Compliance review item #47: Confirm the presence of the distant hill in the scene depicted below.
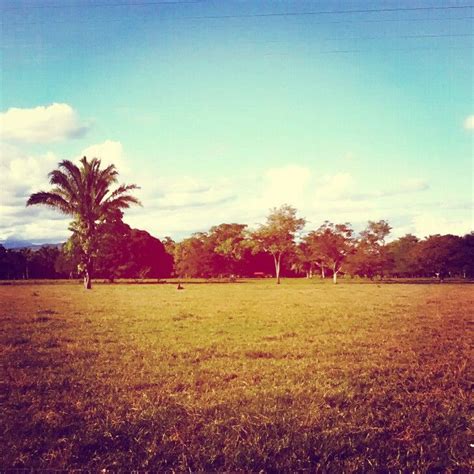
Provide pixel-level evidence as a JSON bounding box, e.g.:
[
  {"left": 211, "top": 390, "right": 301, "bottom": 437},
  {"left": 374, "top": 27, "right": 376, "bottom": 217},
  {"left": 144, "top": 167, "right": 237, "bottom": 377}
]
[{"left": 0, "top": 239, "right": 63, "bottom": 250}]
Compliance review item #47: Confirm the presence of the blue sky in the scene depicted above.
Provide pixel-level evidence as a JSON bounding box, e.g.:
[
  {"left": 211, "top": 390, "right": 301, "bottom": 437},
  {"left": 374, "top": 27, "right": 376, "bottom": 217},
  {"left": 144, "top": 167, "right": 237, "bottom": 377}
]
[{"left": 0, "top": 0, "right": 473, "bottom": 242}]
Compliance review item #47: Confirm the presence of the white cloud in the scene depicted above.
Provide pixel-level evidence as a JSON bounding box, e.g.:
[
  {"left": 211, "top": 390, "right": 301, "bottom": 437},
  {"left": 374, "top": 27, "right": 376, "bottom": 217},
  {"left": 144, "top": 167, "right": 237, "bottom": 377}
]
[
  {"left": 81, "top": 140, "right": 128, "bottom": 174},
  {"left": 315, "top": 172, "right": 354, "bottom": 200},
  {"left": 147, "top": 178, "right": 235, "bottom": 211},
  {"left": 260, "top": 165, "right": 312, "bottom": 208},
  {"left": 346, "top": 177, "right": 429, "bottom": 201},
  {"left": 0, "top": 139, "right": 136, "bottom": 242},
  {"left": 412, "top": 214, "right": 472, "bottom": 238},
  {"left": 0, "top": 143, "right": 71, "bottom": 242},
  {"left": 463, "top": 115, "right": 474, "bottom": 130},
  {"left": 0, "top": 103, "right": 89, "bottom": 144},
  {"left": 399, "top": 178, "right": 429, "bottom": 193},
  {"left": 0, "top": 143, "right": 57, "bottom": 204},
  {"left": 0, "top": 145, "right": 469, "bottom": 244},
  {"left": 125, "top": 167, "right": 434, "bottom": 239}
]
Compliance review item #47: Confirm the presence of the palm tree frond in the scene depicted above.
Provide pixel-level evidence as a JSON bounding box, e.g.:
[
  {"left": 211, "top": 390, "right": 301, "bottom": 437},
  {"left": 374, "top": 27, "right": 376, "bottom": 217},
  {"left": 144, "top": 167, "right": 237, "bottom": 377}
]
[
  {"left": 48, "top": 169, "right": 78, "bottom": 200},
  {"left": 106, "top": 184, "right": 141, "bottom": 202},
  {"left": 100, "top": 195, "right": 142, "bottom": 217},
  {"left": 58, "top": 160, "right": 82, "bottom": 187},
  {"left": 93, "top": 165, "right": 119, "bottom": 205},
  {"left": 26, "top": 191, "right": 73, "bottom": 214}
]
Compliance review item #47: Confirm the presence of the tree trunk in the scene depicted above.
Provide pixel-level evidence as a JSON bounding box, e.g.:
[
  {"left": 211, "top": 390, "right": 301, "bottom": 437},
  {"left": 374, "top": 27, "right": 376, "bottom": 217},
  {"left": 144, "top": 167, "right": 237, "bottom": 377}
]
[
  {"left": 273, "top": 253, "right": 281, "bottom": 285},
  {"left": 321, "top": 264, "right": 325, "bottom": 279},
  {"left": 83, "top": 261, "right": 92, "bottom": 289},
  {"left": 83, "top": 271, "right": 91, "bottom": 289},
  {"left": 333, "top": 263, "right": 338, "bottom": 284}
]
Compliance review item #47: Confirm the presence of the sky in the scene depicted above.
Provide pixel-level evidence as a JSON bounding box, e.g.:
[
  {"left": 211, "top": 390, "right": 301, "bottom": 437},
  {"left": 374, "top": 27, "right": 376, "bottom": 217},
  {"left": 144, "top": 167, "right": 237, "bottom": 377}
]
[{"left": 0, "top": 0, "right": 473, "bottom": 244}]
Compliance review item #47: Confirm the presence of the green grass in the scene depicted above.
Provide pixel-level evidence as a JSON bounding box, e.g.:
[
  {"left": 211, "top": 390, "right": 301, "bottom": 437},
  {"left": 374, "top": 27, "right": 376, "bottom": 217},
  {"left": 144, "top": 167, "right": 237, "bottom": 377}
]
[{"left": 0, "top": 279, "right": 472, "bottom": 471}]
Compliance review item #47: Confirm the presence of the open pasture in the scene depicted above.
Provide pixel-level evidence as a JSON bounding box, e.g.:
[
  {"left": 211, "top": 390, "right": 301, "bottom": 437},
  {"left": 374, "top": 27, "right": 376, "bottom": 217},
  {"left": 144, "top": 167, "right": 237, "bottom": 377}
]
[{"left": 0, "top": 280, "right": 472, "bottom": 471}]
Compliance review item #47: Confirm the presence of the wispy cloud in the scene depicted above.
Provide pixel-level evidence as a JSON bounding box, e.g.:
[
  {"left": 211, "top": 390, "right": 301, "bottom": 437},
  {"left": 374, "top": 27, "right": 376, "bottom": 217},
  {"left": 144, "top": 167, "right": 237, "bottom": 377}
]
[
  {"left": 149, "top": 182, "right": 236, "bottom": 211},
  {"left": 347, "top": 178, "right": 429, "bottom": 201}
]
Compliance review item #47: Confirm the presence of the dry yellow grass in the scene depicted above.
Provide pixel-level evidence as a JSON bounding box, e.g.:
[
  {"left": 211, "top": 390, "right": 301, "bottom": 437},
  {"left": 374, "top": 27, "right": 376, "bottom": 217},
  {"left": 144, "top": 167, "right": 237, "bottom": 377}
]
[{"left": 0, "top": 279, "right": 472, "bottom": 470}]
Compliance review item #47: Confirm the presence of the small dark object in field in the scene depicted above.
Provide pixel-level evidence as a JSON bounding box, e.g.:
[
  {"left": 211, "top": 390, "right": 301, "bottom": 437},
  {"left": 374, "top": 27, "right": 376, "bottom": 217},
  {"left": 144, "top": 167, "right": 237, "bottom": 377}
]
[
  {"left": 177, "top": 283, "right": 184, "bottom": 290},
  {"left": 35, "top": 316, "right": 50, "bottom": 323},
  {"left": 32, "top": 292, "right": 39, "bottom": 297}
]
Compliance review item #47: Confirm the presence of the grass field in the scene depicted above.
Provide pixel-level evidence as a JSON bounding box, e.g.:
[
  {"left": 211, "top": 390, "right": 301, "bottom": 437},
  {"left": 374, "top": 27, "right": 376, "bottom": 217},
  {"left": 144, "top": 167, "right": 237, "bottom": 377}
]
[{"left": 1, "top": 280, "right": 472, "bottom": 471}]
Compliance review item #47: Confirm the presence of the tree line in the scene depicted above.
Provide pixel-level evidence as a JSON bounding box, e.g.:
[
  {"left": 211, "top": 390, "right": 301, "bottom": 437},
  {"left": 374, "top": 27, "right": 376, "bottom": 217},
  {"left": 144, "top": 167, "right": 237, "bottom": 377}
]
[
  {"left": 2, "top": 205, "right": 473, "bottom": 284},
  {"left": 0, "top": 157, "right": 471, "bottom": 287}
]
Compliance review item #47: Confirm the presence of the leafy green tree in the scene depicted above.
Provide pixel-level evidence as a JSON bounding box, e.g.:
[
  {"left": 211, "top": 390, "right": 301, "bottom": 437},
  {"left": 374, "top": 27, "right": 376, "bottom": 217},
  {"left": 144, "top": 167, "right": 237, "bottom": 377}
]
[
  {"left": 5, "top": 250, "right": 26, "bottom": 279},
  {"left": 58, "top": 213, "right": 173, "bottom": 281},
  {"left": 29, "top": 246, "right": 61, "bottom": 279},
  {"left": 417, "top": 234, "right": 464, "bottom": 279},
  {"left": 55, "top": 240, "right": 81, "bottom": 278},
  {"left": 386, "top": 234, "right": 421, "bottom": 277},
  {"left": 307, "top": 222, "right": 354, "bottom": 284},
  {"left": 251, "top": 205, "right": 305, "bottom": 284},
  {"left": 0, "top": 245, "right": 7, "bottom": 279},
  {"left": 18, "top": 248, "right": 33, "bottom": 279},
  {"left": 27, "top": 157, "right": 140, "bottom": 289},
  {"left": 161, "top": 237, "right": 177, "bottom": 276},
  {"left": 351, "top": 220, "right": 393, "bottom": 279},
  {"left": 162, "top": 237, "right": 176, "bottom": 253},
  {"left": 92, "top": 212, "right": 132, "bottom": 280},
  {"left": 120, "top": 228, "right": 173, "bottom": 279},
  {"left": 208, "top": 223, "right": 249, "bottom": 276},
  {"left": 0, "top": 246, "right": 25, "bottom": 279},
  {"left": 300, "top": 231, "right": 332, "bottom": 279},
  {"left": 290, "top": 241, "right": 316, "bottom": 278},
  {"left": 459, "top": 232, "right": 474, "bottom": 278},
  {"left": 174, "top": 233, "right": 216, "bottom": 278}
]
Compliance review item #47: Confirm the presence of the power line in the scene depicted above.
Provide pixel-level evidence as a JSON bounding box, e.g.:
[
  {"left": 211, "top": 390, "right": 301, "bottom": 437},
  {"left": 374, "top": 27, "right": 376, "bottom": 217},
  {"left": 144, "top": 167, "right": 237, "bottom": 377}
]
[
  {"left": 4, "top": 16, "right": 474, "bottom": 28},
  {"left": 1, "top": 2, "right": 473, "bottom": 14},
  {"left": 199, "top": 15, "right": 474, "bottom": 26},
  {"left": 185, "top": 5, "right": 474, "bottom": 20},
  {"left": 314, "top": 45, "right": 473, "bottom": 55},
  {"left": 323, "top": 32, "right": 474, "bottom": 41},
  {"left": 3, "top": 11, "right": 474, "bottom": 28},
  {"left": 1, "top": 0, "right": 203, "bottom": 10}
]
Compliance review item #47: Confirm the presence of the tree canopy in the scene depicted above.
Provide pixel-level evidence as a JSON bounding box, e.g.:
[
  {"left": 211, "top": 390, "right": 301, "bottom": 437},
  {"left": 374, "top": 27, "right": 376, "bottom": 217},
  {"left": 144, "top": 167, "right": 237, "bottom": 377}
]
[
  {"left": 251, "top": 205, "right": 305, "bottom": 284},
  {"left": 3, "top": 165, "right": 470, "bottom": 285},
  {"left": 26, "top": 157, "right": 140, "bottom": 288}
]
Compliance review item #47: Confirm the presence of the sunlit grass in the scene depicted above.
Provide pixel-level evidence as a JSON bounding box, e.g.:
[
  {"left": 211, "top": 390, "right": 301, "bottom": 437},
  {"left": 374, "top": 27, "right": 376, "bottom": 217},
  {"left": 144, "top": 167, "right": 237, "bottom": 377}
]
[{"left": 0, "top": 280, "right": 471, "bottom": 470}]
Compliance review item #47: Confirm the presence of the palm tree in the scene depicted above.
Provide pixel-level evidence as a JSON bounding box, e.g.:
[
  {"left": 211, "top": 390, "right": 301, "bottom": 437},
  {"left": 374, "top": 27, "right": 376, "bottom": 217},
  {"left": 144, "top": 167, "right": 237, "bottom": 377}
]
[{"left": 27, "top": 156, "right": 140, "bottom": 289}]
